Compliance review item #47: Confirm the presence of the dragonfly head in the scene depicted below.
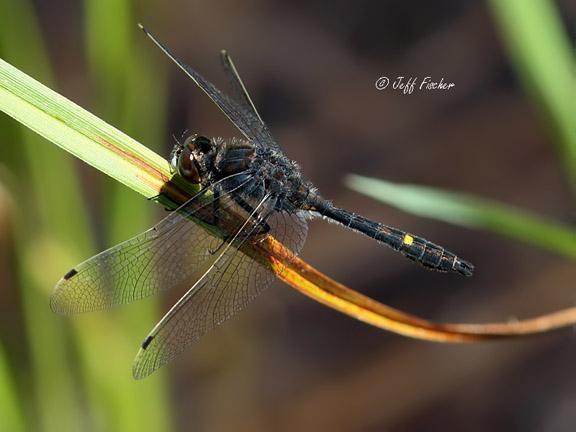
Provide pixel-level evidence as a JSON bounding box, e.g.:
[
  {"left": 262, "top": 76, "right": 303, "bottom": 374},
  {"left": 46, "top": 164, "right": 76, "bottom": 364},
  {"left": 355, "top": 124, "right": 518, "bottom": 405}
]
[{"left": 171, "top": 134, "right": 215, "bottom": 184}]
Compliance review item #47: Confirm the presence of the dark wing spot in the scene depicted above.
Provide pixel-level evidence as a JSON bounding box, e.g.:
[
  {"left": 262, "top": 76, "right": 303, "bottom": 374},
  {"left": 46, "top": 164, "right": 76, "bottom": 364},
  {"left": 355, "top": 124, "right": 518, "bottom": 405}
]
[
  {"left": 142, "top": 335, "right": 154, "bottom": 349},
  {"left": 63, "top": 268, "right": 78, "bottom": 280}
]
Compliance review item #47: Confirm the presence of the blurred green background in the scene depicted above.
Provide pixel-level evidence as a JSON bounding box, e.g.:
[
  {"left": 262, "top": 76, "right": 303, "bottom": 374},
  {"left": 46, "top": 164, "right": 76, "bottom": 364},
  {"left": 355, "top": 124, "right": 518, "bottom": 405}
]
[{"left": 0, "top": 0, "right": 574, "bottom": 431}]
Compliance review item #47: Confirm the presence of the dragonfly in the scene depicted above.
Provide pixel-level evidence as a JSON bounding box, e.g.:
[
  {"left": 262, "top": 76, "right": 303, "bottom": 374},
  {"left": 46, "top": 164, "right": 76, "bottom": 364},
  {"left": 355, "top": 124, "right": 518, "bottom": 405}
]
[{"left": 51, "top": 25, "right": 474, "bottom": 379}]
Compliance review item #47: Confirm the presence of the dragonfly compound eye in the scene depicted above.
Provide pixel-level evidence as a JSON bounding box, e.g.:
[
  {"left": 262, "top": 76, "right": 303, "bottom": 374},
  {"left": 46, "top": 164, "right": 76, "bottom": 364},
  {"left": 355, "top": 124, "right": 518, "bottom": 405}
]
[{"left": 177, "top": 145, "right": 202, "bottom": 183}]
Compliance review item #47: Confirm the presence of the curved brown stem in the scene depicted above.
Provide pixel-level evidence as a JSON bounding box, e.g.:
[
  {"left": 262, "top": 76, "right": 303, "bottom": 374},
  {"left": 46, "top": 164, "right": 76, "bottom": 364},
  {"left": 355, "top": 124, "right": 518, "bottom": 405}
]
[{"left": 260, "top": 236, "right": 576, "bottom": 342}]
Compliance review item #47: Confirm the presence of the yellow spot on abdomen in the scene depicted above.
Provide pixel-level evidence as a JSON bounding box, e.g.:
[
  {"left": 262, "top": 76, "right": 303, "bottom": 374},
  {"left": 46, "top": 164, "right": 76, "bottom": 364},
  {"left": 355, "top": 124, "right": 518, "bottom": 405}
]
[{"left": 403, "top": 234, "right": 414, "bottom": 245}]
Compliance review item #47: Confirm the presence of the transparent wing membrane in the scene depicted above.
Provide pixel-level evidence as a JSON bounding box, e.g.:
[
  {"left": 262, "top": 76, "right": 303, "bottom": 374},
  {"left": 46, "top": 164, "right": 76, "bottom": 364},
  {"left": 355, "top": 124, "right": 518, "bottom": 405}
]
[
  {"left": 139, "top": 26, "right": 278, "bottom": 149},
  {"left": 220, "top": 50, "right": 264, "bottom": 123},
  {"left": 133, "top": 201, "right": 308, "bottom": 379},
  {"left": 51, "top": 176, "right": 255, "bottom": 314},
  {"left": 51, "top": 172, "right": 308, "bottom": 378}
]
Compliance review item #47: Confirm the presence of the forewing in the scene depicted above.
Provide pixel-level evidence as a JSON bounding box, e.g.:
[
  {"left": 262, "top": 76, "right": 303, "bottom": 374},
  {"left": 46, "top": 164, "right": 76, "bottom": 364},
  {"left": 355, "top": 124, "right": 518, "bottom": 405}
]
[
  {"left": 132, "top": 204, "right": 308, "bottom": 379},
  {"left": 140, "top": 26, "right": 278, "bottom": 149},
  {"left": 219, "top": 50, "right": 264, "bottom": 123},
  {"left": 50, "top": 175, "right": 255, "bottom": 315}
]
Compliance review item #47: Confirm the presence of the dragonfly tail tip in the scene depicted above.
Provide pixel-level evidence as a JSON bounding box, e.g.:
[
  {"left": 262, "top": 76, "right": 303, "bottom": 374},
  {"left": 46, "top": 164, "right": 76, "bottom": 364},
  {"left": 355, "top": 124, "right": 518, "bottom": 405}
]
[{"left": 455, "top": 259, "right": 474, "bottom": 277}]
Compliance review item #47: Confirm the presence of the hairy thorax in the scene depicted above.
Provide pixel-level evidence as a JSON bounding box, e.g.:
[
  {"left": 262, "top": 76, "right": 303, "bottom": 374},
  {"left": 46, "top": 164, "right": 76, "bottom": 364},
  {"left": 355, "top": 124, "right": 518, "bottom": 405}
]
[{"left": 172, "top": 135, "right": 316, "bottom": 212}]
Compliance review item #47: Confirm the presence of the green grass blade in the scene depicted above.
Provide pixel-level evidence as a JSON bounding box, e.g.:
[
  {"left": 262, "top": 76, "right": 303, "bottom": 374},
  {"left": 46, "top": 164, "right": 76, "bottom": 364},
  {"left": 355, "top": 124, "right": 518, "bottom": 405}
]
[
  {"left": 85, "top": 0, "right": 132, "bottom": 123},
  {"left": 0, "top": 1, "right": 90, "bottom": 430},
  {"left": 0, "top": 56, "right": 171, "bottom": 198},
  {"left": 0, "top": 342, "right": 26, "bottom": 432},
  {"left": 84, "top": 1, "right": 172, "bottom": 430},
  {"left": 489, "top": 0, "right": 576, "bottom": 188},
  {"left": 0, "top": 3, "right": 176, "bottom": 429},
  {"left": 346, "top": 174, "right": 576, "bottom": 258}
]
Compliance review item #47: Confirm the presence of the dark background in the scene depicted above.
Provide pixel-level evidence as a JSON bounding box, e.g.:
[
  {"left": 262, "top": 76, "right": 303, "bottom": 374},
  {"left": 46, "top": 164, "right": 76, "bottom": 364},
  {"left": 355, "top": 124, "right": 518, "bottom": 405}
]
[{"left": 1, "top": 1, "right": 575, "bottom": 431}]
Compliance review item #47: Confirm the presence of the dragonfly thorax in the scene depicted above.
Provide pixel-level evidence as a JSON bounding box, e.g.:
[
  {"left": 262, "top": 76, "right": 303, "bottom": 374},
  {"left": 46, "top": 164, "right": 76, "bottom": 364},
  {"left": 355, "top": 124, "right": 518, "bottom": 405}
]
[{"left": 172, "top": 135, "right": 313, "bottom": 211}]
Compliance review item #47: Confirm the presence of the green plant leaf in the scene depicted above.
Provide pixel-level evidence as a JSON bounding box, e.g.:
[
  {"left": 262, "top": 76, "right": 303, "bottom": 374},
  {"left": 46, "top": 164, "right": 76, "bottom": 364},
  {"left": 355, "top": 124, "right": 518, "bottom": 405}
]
[
  {"left": 0, "top": 1, "right": 90, "bottom": 429},
  {"left": 0, "top": 57, "right": 175, "bottom": 200},
  {"left": 0, "top": 12, "right": 177, "bottom": 431},
  {"left": 489, "top": 0, "right": 576, "bottom": 188},
  {"left": 0, "top": 342, "right": 25, "bottom": 432},
  {"left": 84, "top": 1, "right": 172, "bottom": 430}
]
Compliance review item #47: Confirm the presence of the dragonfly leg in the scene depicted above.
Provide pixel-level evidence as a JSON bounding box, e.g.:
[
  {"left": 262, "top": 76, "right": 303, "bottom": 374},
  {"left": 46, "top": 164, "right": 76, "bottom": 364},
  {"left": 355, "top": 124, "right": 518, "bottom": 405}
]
[{"left": 147, "top": 194, "right": 175, "bottom": 212}]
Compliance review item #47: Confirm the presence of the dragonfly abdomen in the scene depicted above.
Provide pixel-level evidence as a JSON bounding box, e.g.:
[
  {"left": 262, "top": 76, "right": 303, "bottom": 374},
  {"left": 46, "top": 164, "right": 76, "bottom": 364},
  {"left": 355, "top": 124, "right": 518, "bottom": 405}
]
[
  {"left": 312, "top": 200, "right": 473, "bottom": 276},
  {"left": 391, "top": 231, "right": 465, "bottom": 274}
]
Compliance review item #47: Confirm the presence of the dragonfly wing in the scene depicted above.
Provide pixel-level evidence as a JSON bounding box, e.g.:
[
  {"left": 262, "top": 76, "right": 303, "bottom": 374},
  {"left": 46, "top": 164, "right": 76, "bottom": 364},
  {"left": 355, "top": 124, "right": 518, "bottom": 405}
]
[
  {"left": 132, "top": 203, "right": 308, "bottom": 379},
  {"left": 140, "top": 26, "right": 278, "bottom": 149},
  {"left": 219, "top": 50, "right": 264, "bottom": 123},
  {"left": 50, "top": 175, "right": 256, "bottom": 315}
]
